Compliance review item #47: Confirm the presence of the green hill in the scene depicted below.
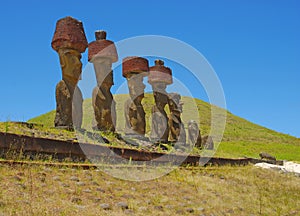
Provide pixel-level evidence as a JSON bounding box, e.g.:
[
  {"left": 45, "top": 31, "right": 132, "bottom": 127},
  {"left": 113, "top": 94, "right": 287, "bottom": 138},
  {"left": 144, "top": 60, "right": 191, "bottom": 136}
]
[{"left": 28, "top": 94, "right": 300, "bottom": 161}]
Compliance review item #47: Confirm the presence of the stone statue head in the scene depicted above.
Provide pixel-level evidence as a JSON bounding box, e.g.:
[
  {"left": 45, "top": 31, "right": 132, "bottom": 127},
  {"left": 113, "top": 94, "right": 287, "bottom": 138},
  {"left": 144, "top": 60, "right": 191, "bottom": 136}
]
[
  {"left": 127, "top": 74, "right": 146, "bottom": 100},
  {"left": 168, "top": 93, "right": 183, "bottom": 113}
]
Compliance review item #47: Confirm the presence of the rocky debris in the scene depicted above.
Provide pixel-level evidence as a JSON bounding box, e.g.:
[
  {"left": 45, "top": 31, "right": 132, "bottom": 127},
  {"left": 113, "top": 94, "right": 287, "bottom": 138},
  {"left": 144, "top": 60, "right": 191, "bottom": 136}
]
[
  {"left": 52, "top": 176, "right": 61, "bottom": 181},
  {"left": 71, "top": 197, "right": 82, "bottom": 204},
  {"left": 83, "top": 189, "right": 92, "bottom": 193},
  {"left": 116, "top": 201, "right": 129, "bottom": 210},
  {"left": 100, "top": 203, "right": 111, "bottom": 210},
  {"left": 70, "top": 176, "right": 80, "bottom": 181},
  {"left": 76, "top": 181, "right": 86, "bottom": 186},
  {"left": 255, "top": 161, "right": 300, "bottom": 176},
  {"left": 59, "top": 182, "right": 69, "bottom": 187},
  {"left": 154, "top": 205, "right": 163, "bottom": 211},
  {"left": 259, "top": 152, "right": 276, "bottom": 161},
  {"left": 124, "top": 209, "right": 134, "bottom": 215},
  {"left": 186, "top": 207, "right": 194, "bottom": 213},
  {"left": 96, "top": 187, "right": 105, "bottom": 193}
]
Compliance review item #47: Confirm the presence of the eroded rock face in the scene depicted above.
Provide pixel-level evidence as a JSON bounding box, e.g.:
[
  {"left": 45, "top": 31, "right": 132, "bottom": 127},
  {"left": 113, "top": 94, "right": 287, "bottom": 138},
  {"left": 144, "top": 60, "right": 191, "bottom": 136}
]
[
  {"left": 188, "top": 120, "right": 202, "bottom": 148},
  {"left": 88, "top": 31, "right": 117, "bottom": 131},
  {"left": 122, "top": 57, "right": 149, "bottom": 136},
  {"left": 52, "top": 16, "right": 87, "bottom": 129},
  {"left": 168, "top": 93, "right": 186, "bottom": 144}
]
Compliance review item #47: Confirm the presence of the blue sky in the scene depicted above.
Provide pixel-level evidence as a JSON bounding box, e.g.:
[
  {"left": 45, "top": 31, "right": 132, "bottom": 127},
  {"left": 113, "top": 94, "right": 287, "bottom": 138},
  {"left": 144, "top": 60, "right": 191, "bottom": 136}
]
[{"left": 0, "top": 1, "right": 299, "bottom": 138}]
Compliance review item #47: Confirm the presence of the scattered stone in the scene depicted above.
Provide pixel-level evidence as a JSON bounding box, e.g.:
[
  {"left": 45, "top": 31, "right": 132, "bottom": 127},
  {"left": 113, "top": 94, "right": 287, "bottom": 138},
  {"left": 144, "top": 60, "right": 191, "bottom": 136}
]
[
  {"left": 96, "top": 187, "right": 105, "bottom": 193},
  {"left": 186, "top": 207, "right": 194, "bottom": 213},
  {"left": 183, "top": 196, "right": 191, "bottom": 201},
  {"left": 100, "top": 203, "right": 111, "bottom": 210},
  {"left": 138, "top": 206, "right": 147, "bottom": 211},
  {"left": 94, "top": 198, "right": 101, "bottom": 203},
  {"left": 154, "top": 205, "right": 163, "bottom": 211},
  {"left": 86, "top": 176, "right": 93, "bottom": 181},
  {"left": 75, "top": 205, "right": 85, "bottom": 209},
  {"left": 259, "top": 152, "right": 276, "bottom": 161},
  {"left": 197, "top": 207, "right": 205, "bottom": 211},
  {"left": 65, "top": 189, "right": 75, "bottom": 194},
  {"left": 71, "top": 197, "right": 82, "bottom": 204},
  {"left": 116, "top": 201, "right": 129, "bottom": 210},
  {"left": 124, "top": 209, "right": 134, "bottom": 215},
  {"left": 40, "top": 183, "right": 47, "bottom": 188},
  {"left": 59, "top": 182, "right": 69, "bottom": 187},
  {"left": 76, "top": 182, "right": 86, "bottom": 186},
  {"left": 52, "top": 176, "right": 61, "bottom": 181},
  {"left": 83, "top": 189, "right": 92, "bottom": 193},
  {"left": 176, "top": 209, "right": 184, "bottom": 214},
  {"left": 131, "top": 187, "right": 136, "bottom": 191},
  {"left": 70, "top": 176, "right": 80, "bottom": 181}
]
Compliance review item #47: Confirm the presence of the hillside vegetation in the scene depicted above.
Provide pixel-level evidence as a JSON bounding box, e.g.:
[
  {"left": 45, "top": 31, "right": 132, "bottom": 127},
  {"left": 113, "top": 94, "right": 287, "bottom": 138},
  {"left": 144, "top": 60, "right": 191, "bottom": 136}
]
[{"left": 28, "top": 94, "right": 300, "bottom": 161}]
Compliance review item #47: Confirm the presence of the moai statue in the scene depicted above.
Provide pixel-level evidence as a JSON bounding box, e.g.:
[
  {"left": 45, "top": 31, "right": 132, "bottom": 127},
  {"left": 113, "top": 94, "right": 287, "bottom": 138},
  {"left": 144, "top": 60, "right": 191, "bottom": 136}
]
[
  {"left": 202, "top": 135, "right": 214, "bottom": 150},
  {"left": 88, "top": 30, "right": 118, "bottom": 131},
  {"left": 148, "top": 60, "right": 173, "bottom": 143},
  {"left": 51, "top": 16, "right": 88, "bottom": 129},
  {"left": 168, "top": 93, "right": 186, "bottom": 144},
  {"left": 188, "top": 120, "right": 202, "bottom": 148},
  {"left": 122, "top": 57, "right": 149, "bottom": 137}
]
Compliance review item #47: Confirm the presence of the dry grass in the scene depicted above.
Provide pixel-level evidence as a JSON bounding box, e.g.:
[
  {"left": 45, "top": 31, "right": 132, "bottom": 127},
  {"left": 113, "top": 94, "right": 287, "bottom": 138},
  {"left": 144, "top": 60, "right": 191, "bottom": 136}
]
[{"left": 0, "top": 163, "right": 299, "bottom": 216}]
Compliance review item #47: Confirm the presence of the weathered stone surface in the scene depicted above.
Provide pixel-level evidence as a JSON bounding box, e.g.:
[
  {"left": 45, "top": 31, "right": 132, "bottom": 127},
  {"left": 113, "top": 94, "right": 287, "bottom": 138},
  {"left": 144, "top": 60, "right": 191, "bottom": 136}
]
[
  {"left": 51, "top": 16, "right": 88, "bottom": 53},
  {"left": 122, "top": 56, "right": 149, "bottom": 78},
  {"left": 89, "top": 31, "right": 117, "bottom": 132},
  {"left": 123, "top": 57, "right": 148, "bottom": 136},
  {"left": 188, "top": 120, "right": 202, "bottom": 148},
  {"left": 168, "top": 93, "right": 186, "bottom": 144},
  {"left": 52, "top": 16, "right": 87, "bottom": 129},
  {"left": 148, "top": 59, "right": 172, "bottom": 85}
]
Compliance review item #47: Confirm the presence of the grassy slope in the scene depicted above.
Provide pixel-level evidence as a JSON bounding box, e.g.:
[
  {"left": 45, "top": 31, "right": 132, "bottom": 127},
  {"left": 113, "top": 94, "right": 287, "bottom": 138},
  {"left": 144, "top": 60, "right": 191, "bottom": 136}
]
[{"left": 28, "top": 94, "right": 300, "bottom": 161}]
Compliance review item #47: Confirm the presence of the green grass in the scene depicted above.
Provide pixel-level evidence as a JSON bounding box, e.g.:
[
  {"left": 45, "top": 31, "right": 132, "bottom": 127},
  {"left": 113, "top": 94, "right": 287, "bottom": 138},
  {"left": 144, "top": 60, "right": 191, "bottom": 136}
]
[{"left": 27, "top": 94, "right": 300, "bottom": 161}]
